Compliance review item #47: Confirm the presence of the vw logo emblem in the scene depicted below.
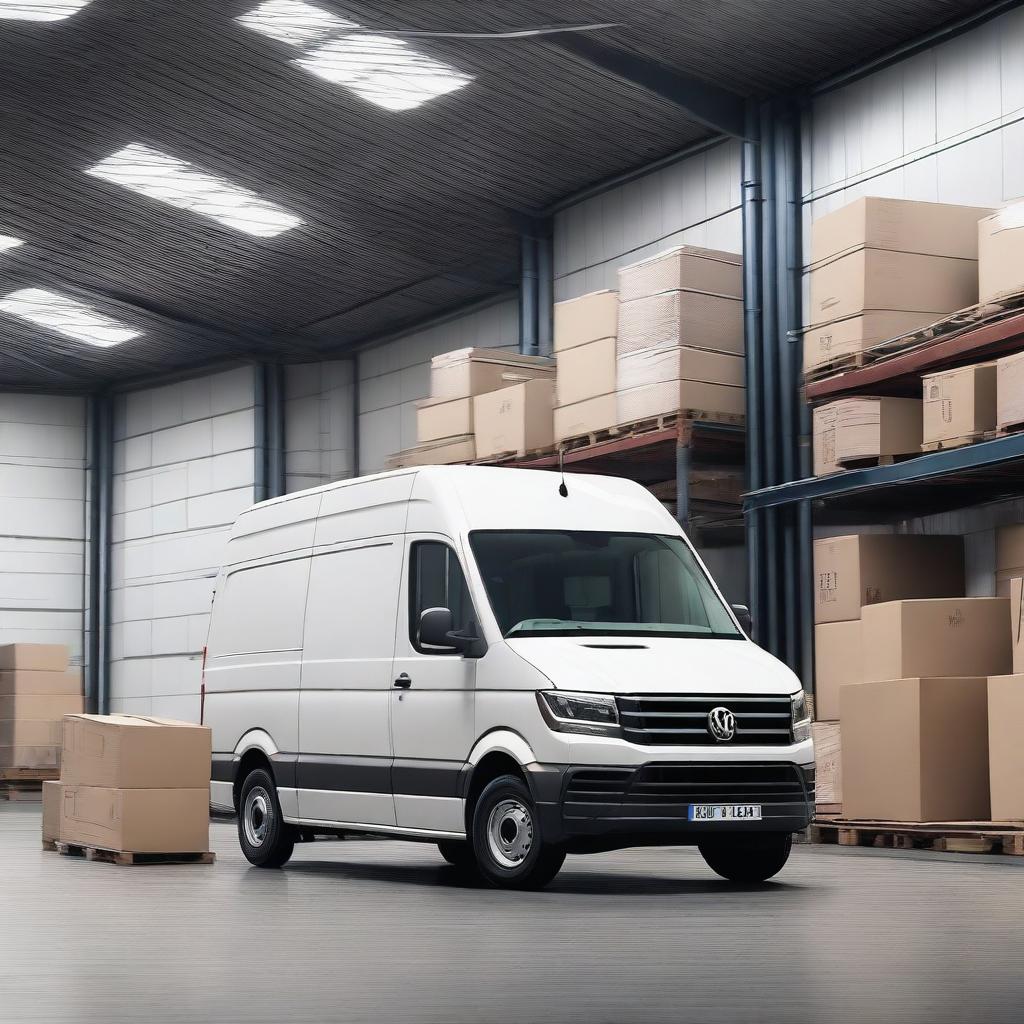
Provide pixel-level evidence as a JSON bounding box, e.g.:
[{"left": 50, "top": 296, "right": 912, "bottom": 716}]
[{"left": 707, "top": 706, "right": 736, "bottom": 742}]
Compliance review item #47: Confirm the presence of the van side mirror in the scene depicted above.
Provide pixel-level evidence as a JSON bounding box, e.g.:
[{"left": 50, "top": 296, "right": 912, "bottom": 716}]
[
  {"left": 419, "top": 608, "right": 487, "bottom": 658},
  {"left": 731, "top": 603, "right": 752, "bottom": 637}
]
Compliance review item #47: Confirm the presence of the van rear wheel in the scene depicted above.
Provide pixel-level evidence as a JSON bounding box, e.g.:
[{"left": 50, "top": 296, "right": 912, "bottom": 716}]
[
  {"left": 238, "top": 767, "right": 295, "bottom": 869},
  {"left": 698, "top": 832, "right": 793, "bottom": 882},
  {"left": 471, "top": 774, "right": 565, "bottom": 890}
]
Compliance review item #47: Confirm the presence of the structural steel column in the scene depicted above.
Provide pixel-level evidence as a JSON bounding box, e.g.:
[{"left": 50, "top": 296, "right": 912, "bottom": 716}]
[
  {"left": 536, "top": 229, "right": 554, "bottom": 358},
  {"left": 519, "top": 234, "right": 539, "bottom": 356},
  {"left": 87, "top": 393, "right": 113, "bottom": 716}
]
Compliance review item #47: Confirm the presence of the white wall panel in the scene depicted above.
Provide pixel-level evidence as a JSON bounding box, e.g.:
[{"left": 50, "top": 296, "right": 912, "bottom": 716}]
[
  {"left": 109, "top": 367, "right": 258, "bottom": 717},
  {"left": 284, "top": 360, "right": 355, "bottom": 494},
  {"left": 0, "top": 395, "right": 86, "bottom": 662}
]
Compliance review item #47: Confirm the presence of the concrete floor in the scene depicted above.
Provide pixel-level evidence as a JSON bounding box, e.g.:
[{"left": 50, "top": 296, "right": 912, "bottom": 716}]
[{"left": 2, "top": 805, "right": 1023, "bottom": 1024}]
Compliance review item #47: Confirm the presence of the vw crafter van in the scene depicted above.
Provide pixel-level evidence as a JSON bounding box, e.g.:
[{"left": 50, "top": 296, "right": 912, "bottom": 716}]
[{"left": 205, "top": 466, "right": 813, "bottom": 889}]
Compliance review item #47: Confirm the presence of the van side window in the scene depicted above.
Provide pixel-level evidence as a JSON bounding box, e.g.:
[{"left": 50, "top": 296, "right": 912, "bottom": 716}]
[{"left": 409, "top": 541, "right": 474, "bottom": 653}]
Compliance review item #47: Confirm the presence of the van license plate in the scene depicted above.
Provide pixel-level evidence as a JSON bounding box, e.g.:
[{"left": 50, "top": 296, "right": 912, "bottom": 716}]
[{"left": 688, "top": 804, "right": 762, "bottom": 821}]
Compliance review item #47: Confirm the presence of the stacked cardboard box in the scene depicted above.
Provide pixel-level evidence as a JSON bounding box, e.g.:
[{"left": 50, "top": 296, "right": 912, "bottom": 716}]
[
  {"left": 995, "top": 350, "right": 1024, "bottom": 433},
  {"left": 978, "top": 201, "right": 1024, "bottom": 304},
  {"left": 0, "top": 645, "right": 83, "bottom": 772},
  {"left": 552, "top": 290, "right": 619, "bottom": 442},
  {"left": 804, "top": 198, "right": 992, "bottom": 376},
  {"left": 996, "top": 524, "right": 1024, "bottom": 597},
  {"left": 812, "top": 397, "right": 921, "bottom": 475},
  {"left": 615, "top": 247, "right": 745, "bottom": 424},
  {"left": 46, "top": 714, "right": 212, "bottom": 854},
  {"left": 921, "top": 362, "right": 997, "bottom": 449}
]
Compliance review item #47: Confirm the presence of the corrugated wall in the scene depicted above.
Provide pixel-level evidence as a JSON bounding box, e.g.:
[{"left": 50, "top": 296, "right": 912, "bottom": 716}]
[
  {"left": 805, "top": 6, "right": 1024, "bottom": 593},
  {"left": 109, "top": 366, "right": 259, "bottom": 719},
  {"left": 554, "top": 139, "right": 743, "bottom": 300},
  {"left": 0, "top": 394, "right": 87, "bottom": 663}
]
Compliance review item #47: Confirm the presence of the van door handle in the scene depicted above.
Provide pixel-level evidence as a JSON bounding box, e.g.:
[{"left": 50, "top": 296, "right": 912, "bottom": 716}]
[{"left": 393, "top": 674, "right": 412, "bottom": 689}]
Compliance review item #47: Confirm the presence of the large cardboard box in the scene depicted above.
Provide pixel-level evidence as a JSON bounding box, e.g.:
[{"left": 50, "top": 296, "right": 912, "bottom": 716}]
[
  {"left": 59, "top": 786, "right": 210, "bottom": 854},
  {"left": 807, "top": 249, "right": 978, "bottom": 328},
  {"left": 814, "top": 620, "right": 863, "bottom": 721},
  {"left": 861, "top": 597, "right": 1011, "bottom": 682},
  {"left": 416, "top": 396, "right": 473, "bottom": 444},
  {"left": 556, "top": 337, "right": 616, "bottom": 406},
  {"left": 429, "top": 348, "right": 554, "bottom": 402},
  {"left": 987, "top": 673, "right": 1024, "bottom": 820},
  {"left": 1012, "top": 577, "right": 1024, "bottom": 674},
  {"left": 0, "top": 669, "right": 82, "bottom": 696},
  {"left": 922, "top": 362, "right": 997, "bottom": 446},
  {"left": 0, "top": 719, "right": 64, "bottom": 746},
  {"left": 0, "top": 744, "right": 60, "bottom": 769},
  {"left": 61, "top": 714, "right": 212, "bottom": 789},
  {"left": 812, "top": 722, "right": 842, "bottom": 806},
  {"left": 813, "top": 397, "right": 921, "bottom": 473},
  {"left": 553, "top": 291, "right": 618, "bottom": 352},
  {"left": 803, "top": 311, "right": 934, "bottom": 375},
  {"left": 0, "top": 694, "right": 83, "bottom": 721},
  {"left": 0, "top": 644, "right": 69, "bottom": 672},
  {"left": 810, "top": 197, "right": 991, "bottom": 266},
  {"left": 553, "top": 394, "right": 617, "bottom": 442},
  {"left": 616, "top": 379, "right": 744, "bottom": 424},
  {"left": 617, "top": 246, "right": 742, "bottom": 303},
  {"left": 995, "top": 349, "right": 1024, "bottom": 432},
  {"left": 841, "top": 676, "right": 990, "bottom": 821},
  {"left": 995, "top": 524, "right": 1024, "bottom": 596},
  {"left": 42, "top": 780, "right": 62, "bottom": 844},
  {"left": 616, "top": 346, "right": 744, "bottom": 391},
  {"left": 617, "top": 291, "right": 743, "bottom": 356},
  {"left": 473, "top": 379, "right": 555, "bottom": 460},
  {"left": 386, "top": 435, "right": 475, "bottom": 469},
  {"left": 813, "top": 534, "right": 965, "bottom": 624},
  {"left": 978, "top": 204, "right": 1024, "bottom": 303}
]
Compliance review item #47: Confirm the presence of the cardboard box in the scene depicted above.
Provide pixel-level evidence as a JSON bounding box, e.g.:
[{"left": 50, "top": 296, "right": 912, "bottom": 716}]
[
  {"left": 814, "top": 396, "right": 922, "bottom": 471},
  {"left": 617, "top": 346, "right": 744, "bottom": 391},
  {"left": 996, "top": 349, "right": 1024, "bottom": 432},
  {"left": 429, "top": 348, "right": 555, "bottom": 402},
  {"left": 841, "top": 676, "right": 990, "bottom": 821},
  {"left": 814, "top": 620, "right": 863, "bottom": 721},
  {"left": 0, "top": 694, "right": 83, "bottom": 721},
  {"left": 616, "top": 379, "right": 744, "bottom": 424},
  {"left": 617, "top": 246, "right": 742, "bottom": 303},
  {"left": 803, "top": 311, "right": 939, "bottom": 375},
  {"left": 386, "top": 435, "right": 476, "bottom": 469},
  {"left": 810, "top": 197, "right": 991, "bottom": 266},
  {"left": 812, "top": 722, "right": 842, "bottom": 806},
  {"left": 922, "top": 362, "right": 997, "bottom": 446},
  {"left": 553, "top": 394, "right": 618, "bottom": 442},
  {"left": 61, "top": 714, "right": 212, "bottom": 790},
  {"left": 978, "top": 204, "right": 1024, "bottom": 303},
  {"left": 416, "top": 396, "right": 473, "bottom": 444},
  {"left": 553, "top": 291, "right": 618, "bottom": 352},
  {"left": 812, "top": 404, "right": 841, "bottom": 476},
  {"left": 0, "top": 644, "right": 69, "bottom": 672},
  {"left": 807, "top": 249, "right": 978, "bottom": 328},
  {"left": 616, "top": 290, "right": 743, "bottom": 356},
  {"left": 1011, "top": 577, "right": 1024, "bottom": 674},
  {"left": 59, "top": 786, "right": 210, "bottom": 854},
  {"left": 862, "top": 597, "right": 1011, "bottom": 682},
  {"left": 42, "top": 780, "right": 62, "bottom": 844},
  {"left": 987, "top": 673, "right": 1024, "bottom": 820},
  {"left": 556, "top": 337, "right": 616, "bottom": 406},
  {"left": 473, "top": 379, "right": 555, "bottom": 459},
  {"left": 0, "top": 744, "right": 60, "bottom": 769},
  {"left": 0, "top": 719, "right": 64, "bottom": 746},
  {"left": 813, "top": 534, "right": 965, "bottom": 624},
  {"left": 995, "top": 524, "right": 1024, "bottom": 596},
  {"left": 0, "top": 669, "right": 82, "bottom": 696}
]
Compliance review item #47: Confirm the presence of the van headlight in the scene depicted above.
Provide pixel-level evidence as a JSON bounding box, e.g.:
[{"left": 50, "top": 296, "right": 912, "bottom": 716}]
[
  {"left": 791, "top": 690, "right": 811, "bottom": 743},
  {"left": 537, "top": 691, "right": 621, "bottom": 737}
]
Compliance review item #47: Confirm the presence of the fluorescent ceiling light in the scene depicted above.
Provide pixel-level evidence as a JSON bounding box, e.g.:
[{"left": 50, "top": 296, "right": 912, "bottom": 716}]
[
  {"left": 0, "top": 1, "right": 90, "bottom": 21},
  {"left": 86, "top": 143, "right": 302, "bottom": 238},
  {"left": 0, "top": 234, "right": 24, "bottom": 251},
  {"left": 297, "top": 34, "right": 473, "bottom": 110},
  {"left": 0, "top": 288, "right": 141, "bottom": 347},
  {"left": 236, "top": 0, "right": 354, "bottom": 47}
]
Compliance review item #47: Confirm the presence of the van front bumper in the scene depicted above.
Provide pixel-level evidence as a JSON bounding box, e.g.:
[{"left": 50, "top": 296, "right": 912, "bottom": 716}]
[{"left": 526, "top": 760, "right": 814, "bottom": 850}]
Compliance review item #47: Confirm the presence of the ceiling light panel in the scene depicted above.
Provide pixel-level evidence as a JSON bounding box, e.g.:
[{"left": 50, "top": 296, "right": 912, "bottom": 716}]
[
  {"left": 236, "top": 0, "right": 355, "bottom": 47},
  {"left": 86, "top": 143, "right": 302, "bottom": 238},
  {"left": 0, "top": 288, "right": 141, "bottom": 347},
  {"left": 0, "top": 234, "right": 24, "bottom": 251},
  {"left": 0, "top": 1, "right": 90, "bottom": 21},
  {"left": 298, "top": 34, "right": 473, "bottom": 111}
]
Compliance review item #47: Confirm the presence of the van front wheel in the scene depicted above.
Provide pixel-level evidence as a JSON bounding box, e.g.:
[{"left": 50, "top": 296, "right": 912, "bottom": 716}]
[
  {"left": 238, "top": 767, "right": 295, "bottom": 868},
  {"left": 698, "top": 832, "right": 793, "bottom": 882},
  {"left": 471, "top": 774, "right": 565, "bottom": 889}
]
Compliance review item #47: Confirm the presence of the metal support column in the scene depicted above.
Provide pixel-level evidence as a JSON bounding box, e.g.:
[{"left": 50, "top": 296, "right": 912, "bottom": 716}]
[
  {"left": 86, "top": 393, "right": 113, "bottom": 716},
  {"left": 536, "top": 228, "right": 554, "bottom": 358},
  {"left": 264, "top": 362, "right": 285, "bottom": 499},
  {"left": 675, "top": 441, "right": 691, "bottom": 535},
  {"left": 519, "top": 234, "right": 539, "bottom": 356},
  {"left": 351, "top": 352, "right": 361, "bottom": 478}
]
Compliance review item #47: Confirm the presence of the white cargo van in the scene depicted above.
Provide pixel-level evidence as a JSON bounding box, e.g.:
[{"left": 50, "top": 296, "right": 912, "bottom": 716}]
[{"left": 205, "top": 465, "right": 813, "bottom": 889}]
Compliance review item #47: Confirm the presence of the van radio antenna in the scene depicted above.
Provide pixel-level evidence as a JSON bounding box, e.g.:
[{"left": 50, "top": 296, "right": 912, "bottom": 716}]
[{"left": 558, "top": 448, "right": 569, "bottom": 497}]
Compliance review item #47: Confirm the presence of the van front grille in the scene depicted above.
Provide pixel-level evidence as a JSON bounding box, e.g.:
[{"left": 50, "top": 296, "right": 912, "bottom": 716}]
[{"left": 616, "top": 694, "right": 793, "bottom": 746}]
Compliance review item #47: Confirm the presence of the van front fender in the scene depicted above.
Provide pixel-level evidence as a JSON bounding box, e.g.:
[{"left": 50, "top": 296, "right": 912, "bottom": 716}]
[{"left": 467, "top": 729, "right": 536, "bottom": 768}]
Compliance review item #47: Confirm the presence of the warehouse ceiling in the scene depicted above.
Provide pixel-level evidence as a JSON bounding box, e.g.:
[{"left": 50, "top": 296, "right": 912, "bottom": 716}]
[{"left": 0, "top": 0, "right": 998, "bottom": 390}]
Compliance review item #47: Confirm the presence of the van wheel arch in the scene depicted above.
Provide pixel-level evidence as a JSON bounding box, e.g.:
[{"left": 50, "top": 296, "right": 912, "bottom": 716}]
[
  {"left": 464, "top": 752, "right": 527, "bottom": 834},
  {"left": 234, "top": 748, "right": 275, "bottom": 813}
]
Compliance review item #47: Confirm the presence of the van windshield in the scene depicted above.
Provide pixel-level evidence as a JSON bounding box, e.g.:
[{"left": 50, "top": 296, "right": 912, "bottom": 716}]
[{"left": 468, "top": 530, "right": 742, "bottom": 639}]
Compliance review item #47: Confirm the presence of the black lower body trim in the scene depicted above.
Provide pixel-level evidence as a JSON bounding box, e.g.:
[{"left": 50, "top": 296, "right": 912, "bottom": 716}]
[{"left": 295, "top": 754, "right": 390, "bottom": 794}]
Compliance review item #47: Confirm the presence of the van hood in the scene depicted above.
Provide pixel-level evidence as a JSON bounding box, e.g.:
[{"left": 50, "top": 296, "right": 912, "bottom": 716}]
[{"left": 504, "top": 636, "right": 800, "bottom": 696}]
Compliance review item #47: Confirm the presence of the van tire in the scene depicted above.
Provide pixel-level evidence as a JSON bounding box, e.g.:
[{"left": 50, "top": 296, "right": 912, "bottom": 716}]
[
  {"left": 698, "top": 832, "right": 793, "bottom": 882},
  {"left": 437, "top": 840, "right": 477, "bottom": 872},
  {"left": 238, "top": 767, "right": 295, "bottom": 869},
  {"left": 471, "top": 774, "right": 565, "bottom": 890}
]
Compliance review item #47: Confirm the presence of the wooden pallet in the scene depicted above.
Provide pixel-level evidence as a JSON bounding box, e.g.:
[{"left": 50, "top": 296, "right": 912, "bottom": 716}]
[
  {"left": 835, "top": 451, "right": 918, "bottom": 470},
  {"left": 804, "top": 350, "right": 871, "bottom": 383},
  {"left": 995, "top": 420, "right": 1024, "bottom": 438},
  {"left": 921, "top": 431, "right": 993, "bottom": 452},
  {"left": 0, "top": 766, "right": 59, "bottom": 782},
  {"left": 48, "top": 840, "right": 216, "bottom": 866},
  {"left": 1, "top": 781, "right": 44, "bottom": 802},
  {"left": 558, "top": 409, "right": 745, "bottom": 455},
  {"left": 811, "top": 817, "right": 1024, "bottom": 856}
]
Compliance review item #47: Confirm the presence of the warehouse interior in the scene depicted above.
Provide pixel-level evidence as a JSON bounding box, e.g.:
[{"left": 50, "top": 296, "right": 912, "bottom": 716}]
[{"left": 4, "top": 1, "right": 1024, "bottom": 1021}]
